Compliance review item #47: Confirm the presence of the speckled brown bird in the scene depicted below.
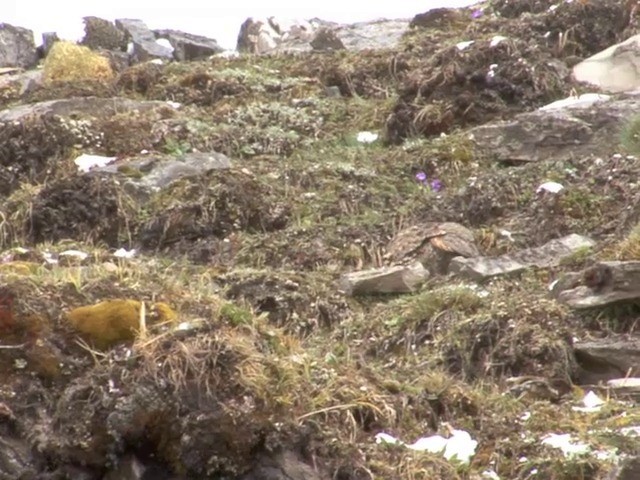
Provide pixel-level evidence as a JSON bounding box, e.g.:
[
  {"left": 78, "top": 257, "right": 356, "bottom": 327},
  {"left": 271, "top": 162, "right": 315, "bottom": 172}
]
[{"left": 385, "top": 222, "right": 479, "bottom": 274}]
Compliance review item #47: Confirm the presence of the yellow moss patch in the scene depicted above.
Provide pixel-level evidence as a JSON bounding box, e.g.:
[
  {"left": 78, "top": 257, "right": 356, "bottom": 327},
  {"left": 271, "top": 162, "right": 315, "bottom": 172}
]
[
  {"left": 66, "top": 299, "right": 177, "bottom": 349},
  {"left": 43, "top": 41, "right": 114, "bottom": 84},
  {"left": 0, "top": 261, "right": 40, "bottom": 276}
]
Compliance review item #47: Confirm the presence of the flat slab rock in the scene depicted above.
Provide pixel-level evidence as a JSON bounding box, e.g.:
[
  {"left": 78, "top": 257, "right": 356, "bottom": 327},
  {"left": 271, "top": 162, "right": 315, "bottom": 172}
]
[
  {"left": 469, "top": 94, "right": 640, "bottom": 163},
  {"left": 574, "top": 336, "right": 640, "bottom": 380},
  {"left": 0, "top": 96, "right": 173, "bottom": 123},
  {"left": 93, "top": 151, "right": 232, "bottom": 198},
  {"left": 553, "top": 261, "right": 640, "bottom": 309},
  {"left": 607, "top": 378, "right": 640, "bottom": 400},
  {"left": 339, "top": 261, "right": 429, "bottom": 296},
  {"left": 450, "top": 234, "right": 595, "bottom": 281}
]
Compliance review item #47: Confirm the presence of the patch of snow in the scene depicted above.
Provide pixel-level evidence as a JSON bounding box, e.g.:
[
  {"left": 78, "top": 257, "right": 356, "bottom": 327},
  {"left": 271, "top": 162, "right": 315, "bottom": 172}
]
[
  {"left": 356, "top": 131, "right": 379, "bottom": 143},
  {"left": 541, "top": 433, "right": 590, "bottom": 457},
  {"left": 74, "top": 154, "right": 116, "bottom": 173},
  {"left": 59, "top": 250, "right": 89, "bottom": 261},
  {"left": 113, "top": 248, "right": 136, "bottom": 259},
  {"left": 536, "top": 181, "right": 564, "bottom": 194},
  {"left": 490, "top": 36, "right": 507, "bottom": 47},
  {"left": 42, "top": 251, "right": 57, "bottom": 264},
  {"left": 573, "top": 390, "right": 605, "bottom": 413},
  {"left": 217, "top": 50, "right": 240, "bottom": 58},
  {"left": 375, "top": 427, "right": 477, "bottom": 464},
  {"left": 456, "top": 40, "right": 475, "bottom": 51}
]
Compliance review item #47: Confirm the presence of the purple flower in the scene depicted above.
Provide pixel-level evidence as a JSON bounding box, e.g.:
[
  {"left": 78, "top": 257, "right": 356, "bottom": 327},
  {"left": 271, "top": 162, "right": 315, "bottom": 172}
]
[
  {"left": 415, "top": 171, "right": 427, "bottom": 184},
  {"left": 430, "top": 179, "right": 443, "bottom": 192},
  {"left": 471, "top": 9, "right": 483, "bottom": 19}
]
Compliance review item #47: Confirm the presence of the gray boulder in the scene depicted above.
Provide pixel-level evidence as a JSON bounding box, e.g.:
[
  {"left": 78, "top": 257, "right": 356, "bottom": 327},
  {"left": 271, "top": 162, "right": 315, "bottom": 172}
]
[
  {"left": 573, "top": 34, "right": 640, "bottom": 93},
  {"left": 470, "top": 94, "right": 640, "bottom": 163},
  {"left": 236, "top": 16, "right": 409, "bottom": 54},
  {"left": 92, "top": 151, "right": 232, "bottom": 200},
  {"left": 0, "top": 23, "right": 38, "bottom": 69},
  {"left": 115, "top": 19, "right": 174, "bottom": 62},
  {"left": 154, "top": 29, "right": 223, "bottom": 61},
  {"left": 339, "top": 261, "right": 429, "bottom": 296}
]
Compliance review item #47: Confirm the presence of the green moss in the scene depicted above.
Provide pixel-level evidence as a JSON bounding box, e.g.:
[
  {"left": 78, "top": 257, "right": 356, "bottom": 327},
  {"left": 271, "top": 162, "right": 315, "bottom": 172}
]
[{"left": 220, "top": 302, "right": 254, "bottom": 326}]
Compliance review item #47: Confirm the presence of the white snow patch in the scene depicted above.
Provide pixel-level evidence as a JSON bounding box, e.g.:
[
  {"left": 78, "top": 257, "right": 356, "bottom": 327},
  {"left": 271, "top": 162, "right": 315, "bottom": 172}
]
[
  {"left": 74, "top": 154, "right": 116, "bottom": 173},
  {"left": 375, "top": 427, "right": 478, "bottom": 464}
]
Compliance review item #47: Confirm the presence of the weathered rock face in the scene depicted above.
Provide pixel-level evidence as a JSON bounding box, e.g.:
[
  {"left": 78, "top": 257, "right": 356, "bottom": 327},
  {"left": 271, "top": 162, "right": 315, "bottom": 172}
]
[
  {"left": 574, "top": 336, "right": 640, "bottom": 383},
  {"left": 310, "top": 28, "right": 345, "bottom": 52},
  {"left": 236, "top": 16, "right": 409, "bottom": 54},
  {"left": 451, "top": 234, "right": 595, "bottom": 281},
  {"left": 470, "top": 95, "right": 640, "bottom": 163},
  {"left": 116, "top": 18, "right": 174, "bottom": 62},
  {"left": 154, "top": 29, "right": 223, "bottom": 61},
  {"left": 607, "top": 378, "right": 640, "bottom": 401},
  {"left": 0, "top": 23, "right": 38, "bottom": 69},
  {"left": 573, "top": 34, "right": 640, "bottom": 93},
  {"left": 236, "top": 17, "right": 321, "bottom": 53},
  {"left": 93, "top": 151, "right": 233, "bottom": 200},
  {"left": 0, "top": 96, "right": 171, "bottom": 123}
]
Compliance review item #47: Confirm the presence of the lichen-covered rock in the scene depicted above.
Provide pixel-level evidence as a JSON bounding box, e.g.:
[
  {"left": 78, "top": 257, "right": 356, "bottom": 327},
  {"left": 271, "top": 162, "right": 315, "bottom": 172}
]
[{"left": 81, "top": 16, "right": 128, "bottom": 52}]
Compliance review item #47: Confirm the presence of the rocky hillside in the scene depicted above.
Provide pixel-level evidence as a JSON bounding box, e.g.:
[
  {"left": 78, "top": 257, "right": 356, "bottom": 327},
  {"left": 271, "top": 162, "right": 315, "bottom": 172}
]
[{"left": 1, "top": 1, "right": 640, "bottom": 479}]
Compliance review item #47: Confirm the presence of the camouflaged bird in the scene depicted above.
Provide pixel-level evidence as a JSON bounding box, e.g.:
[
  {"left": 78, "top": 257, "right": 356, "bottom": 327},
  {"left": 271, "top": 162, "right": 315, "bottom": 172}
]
[{"left": 384, "top": 222, "right": 479, "bottom": 274}]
